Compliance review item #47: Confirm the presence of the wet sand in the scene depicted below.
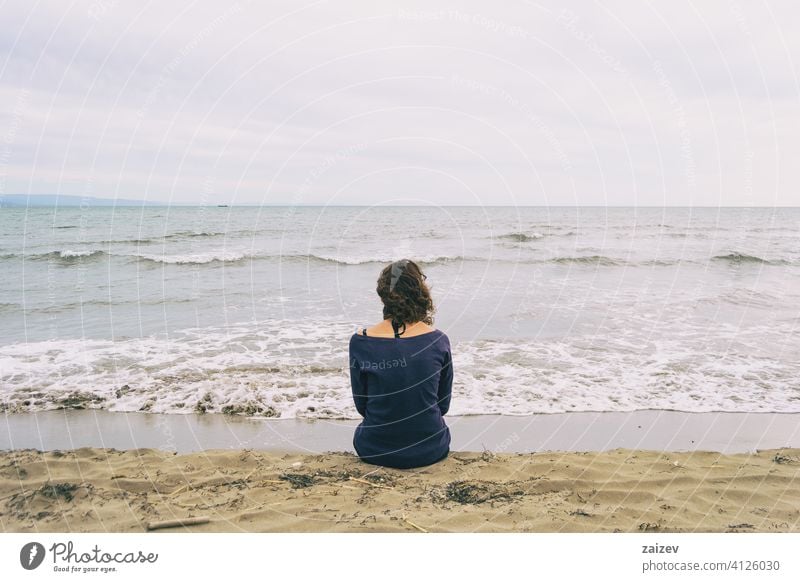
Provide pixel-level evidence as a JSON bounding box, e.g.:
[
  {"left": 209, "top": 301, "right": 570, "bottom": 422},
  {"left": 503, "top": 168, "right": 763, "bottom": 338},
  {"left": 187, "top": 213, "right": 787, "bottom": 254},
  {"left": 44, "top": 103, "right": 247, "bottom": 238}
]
[{"left": 2, "top": 410, "right": 800, "bottom": 454}]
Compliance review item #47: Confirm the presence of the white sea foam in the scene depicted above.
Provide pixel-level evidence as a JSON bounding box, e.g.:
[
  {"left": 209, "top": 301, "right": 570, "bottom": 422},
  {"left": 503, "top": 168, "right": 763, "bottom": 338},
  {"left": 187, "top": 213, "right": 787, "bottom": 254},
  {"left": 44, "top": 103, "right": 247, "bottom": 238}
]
[
  {"left": 307, "top": 252, "right": 470, "bottom": 265},
  {"left": 2, "top": 318, "right": 798, "bottom": 418},
  {"left": 59, "top": 249, "right": 103, "bottom": 258},
  {"left": 135, "top": 251, "right": 253, "bottom": 264}
]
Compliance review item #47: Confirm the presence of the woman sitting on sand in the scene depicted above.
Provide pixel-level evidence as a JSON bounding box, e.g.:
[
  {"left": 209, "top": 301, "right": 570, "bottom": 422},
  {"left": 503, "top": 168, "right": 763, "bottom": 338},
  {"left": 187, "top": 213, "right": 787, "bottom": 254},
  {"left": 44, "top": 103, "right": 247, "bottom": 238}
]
[{"left": 349, "top": 259, "right": 453, "bottom": 469}]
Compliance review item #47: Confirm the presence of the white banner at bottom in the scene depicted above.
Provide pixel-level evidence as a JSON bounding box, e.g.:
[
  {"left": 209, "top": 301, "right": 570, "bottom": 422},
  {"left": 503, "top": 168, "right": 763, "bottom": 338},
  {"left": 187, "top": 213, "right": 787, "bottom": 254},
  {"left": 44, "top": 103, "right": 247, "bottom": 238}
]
[{"left": 1, "top": 533, "right": 798, "bottom": 581}]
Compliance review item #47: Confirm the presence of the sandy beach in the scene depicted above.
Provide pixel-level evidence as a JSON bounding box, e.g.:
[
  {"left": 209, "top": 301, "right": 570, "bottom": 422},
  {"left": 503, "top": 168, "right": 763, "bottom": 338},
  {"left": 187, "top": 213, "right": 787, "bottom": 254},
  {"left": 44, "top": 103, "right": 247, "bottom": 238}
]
[{"left": 2, "top": 445, "right": 798, "bottom": 533}]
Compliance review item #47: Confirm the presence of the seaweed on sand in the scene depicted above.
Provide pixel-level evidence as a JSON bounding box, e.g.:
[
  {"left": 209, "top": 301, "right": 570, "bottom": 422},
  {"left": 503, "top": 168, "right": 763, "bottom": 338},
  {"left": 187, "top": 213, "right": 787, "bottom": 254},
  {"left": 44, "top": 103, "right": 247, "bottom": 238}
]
[
  {"left": 442, "top": 479, "right": 524, "bottom": 505},
  {"left": 38, "top": 482, "right": 81, "bottom": 502},
  {"left": 279, "top": 473, "right": 318, "bottom": 488}
]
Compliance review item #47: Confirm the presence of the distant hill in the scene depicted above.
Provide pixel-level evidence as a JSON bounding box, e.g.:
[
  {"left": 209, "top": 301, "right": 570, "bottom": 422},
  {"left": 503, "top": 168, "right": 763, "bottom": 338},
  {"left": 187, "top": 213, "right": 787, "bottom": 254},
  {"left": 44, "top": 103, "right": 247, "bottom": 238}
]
[{"left": 0, "top": 194, "right": 166, "bottom": 207}]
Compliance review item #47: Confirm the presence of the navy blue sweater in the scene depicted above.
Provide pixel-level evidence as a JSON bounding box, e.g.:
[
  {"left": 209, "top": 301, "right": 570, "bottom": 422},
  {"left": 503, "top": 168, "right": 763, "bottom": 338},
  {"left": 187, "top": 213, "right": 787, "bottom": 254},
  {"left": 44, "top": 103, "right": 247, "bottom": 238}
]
[{"left": 349, "top": 328, "right": 452, "bottom": 469}]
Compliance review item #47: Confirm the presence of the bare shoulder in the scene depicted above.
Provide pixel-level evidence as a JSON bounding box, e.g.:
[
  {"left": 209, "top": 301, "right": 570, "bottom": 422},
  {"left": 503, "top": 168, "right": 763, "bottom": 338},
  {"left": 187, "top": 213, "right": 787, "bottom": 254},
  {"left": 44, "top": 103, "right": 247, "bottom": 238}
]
[{"left": 363, "top": 321, "right": 437, "bottom": 337}]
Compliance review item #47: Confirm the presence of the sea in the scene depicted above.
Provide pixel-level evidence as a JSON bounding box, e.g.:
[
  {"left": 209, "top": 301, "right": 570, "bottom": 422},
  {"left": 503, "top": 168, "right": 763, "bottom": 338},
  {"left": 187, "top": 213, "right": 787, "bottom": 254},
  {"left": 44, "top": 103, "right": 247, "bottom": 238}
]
[{"left": 1, "top": 205, "right": 798, "bottom": 419}]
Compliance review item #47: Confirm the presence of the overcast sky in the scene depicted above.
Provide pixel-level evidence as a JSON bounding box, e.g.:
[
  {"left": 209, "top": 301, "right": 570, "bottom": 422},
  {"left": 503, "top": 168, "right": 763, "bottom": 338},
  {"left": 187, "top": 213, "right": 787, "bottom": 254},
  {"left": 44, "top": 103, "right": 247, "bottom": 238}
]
[{"left": 1, "top": 0, "right": 798, "bottom": 206}]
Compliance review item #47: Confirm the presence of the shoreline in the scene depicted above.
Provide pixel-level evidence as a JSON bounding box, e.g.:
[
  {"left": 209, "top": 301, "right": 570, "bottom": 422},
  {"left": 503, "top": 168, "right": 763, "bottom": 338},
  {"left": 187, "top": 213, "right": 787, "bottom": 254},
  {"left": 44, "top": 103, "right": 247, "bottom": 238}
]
[{"left": 2, "top": 409, "right": 799, "bottom": 454}]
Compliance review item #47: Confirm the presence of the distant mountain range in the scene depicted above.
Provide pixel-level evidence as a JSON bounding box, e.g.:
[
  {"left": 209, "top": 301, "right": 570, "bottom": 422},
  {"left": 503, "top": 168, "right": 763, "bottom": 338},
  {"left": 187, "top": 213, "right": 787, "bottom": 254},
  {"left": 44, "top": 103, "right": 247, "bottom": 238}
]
[{"left": 0, "top": 194, "right": 167, "bottom": 207}]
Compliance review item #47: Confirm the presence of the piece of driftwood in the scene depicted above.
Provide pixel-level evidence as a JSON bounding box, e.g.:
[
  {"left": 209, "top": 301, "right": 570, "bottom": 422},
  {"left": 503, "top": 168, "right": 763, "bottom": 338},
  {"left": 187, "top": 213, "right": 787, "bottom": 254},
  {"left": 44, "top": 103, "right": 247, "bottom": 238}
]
[
  {"left": 401, "top": 514, "right": 428, "bottom": 533},
  {"left": 169, "top": 484, "right": 189, "bottom": 497},
  {"left": 360, "top": 467, "right": 382, "bottom": 478},
  {"left": 146, "top": 516, "right": 210, "bottom": 531},
  {"left": 240, "top": 468, "right": 258, "bottom": 483},
  {"left": 348, "top": 476, "right": 393, "bottom": 489}
]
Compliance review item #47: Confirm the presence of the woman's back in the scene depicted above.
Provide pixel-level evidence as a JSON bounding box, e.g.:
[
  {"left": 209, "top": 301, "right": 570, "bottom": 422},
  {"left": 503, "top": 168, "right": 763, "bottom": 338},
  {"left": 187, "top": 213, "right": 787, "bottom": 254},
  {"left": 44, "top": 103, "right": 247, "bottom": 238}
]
[{"left": 349, "top": 327, "right": 452, "bottom": 469}]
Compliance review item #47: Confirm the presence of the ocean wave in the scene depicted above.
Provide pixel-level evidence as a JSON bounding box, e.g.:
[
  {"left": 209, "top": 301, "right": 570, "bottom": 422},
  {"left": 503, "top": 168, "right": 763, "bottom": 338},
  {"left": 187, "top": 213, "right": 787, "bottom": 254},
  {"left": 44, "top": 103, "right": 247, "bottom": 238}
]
[
  {"left": 640, "top": 259, "right": 687, "bottom": 266},
  {"left": 546, "top": 256, "right": 694, "bottom": 267},
  {"left": 28, "top": 249, "right": 109, "bottom": 263},
  {"left": 2, "top": 249, "right": 112, "bottom": 264},
  {"left": 5, "top": 248, "right": 792, "bottom": 269},
  {"left": 549, "top": 255, "right": 624, "bottom": 266},
  {"left": 2, "top": 249, "right": 472, "bottom": 267},
  {"left": 97, "top": 230, "right": 232, "bottom": 245},
  {"left": 498, "top": 232, "right": 545, "bottom": 242},
  {"left": 295, "top": 253, "right": 473, "bottom": 266},
  {"left": 135, "top": 251, "right": 252, "bottom": 265},
  {"left": 171, "top": 230, "right": 228, "bottom": 239},
  {"left": 539, "top": 254, "right": 788, "bottom": 268},
  {"left": 711, "top": 253, "right": 788, "bottom": 265},
  {"left": 96, "top": 237, "right": 157, "bottom": 245},
  {"left": 133, "top": 251, "right": 462, "bottom": 267},
  {"left": 495, "top": 230, "right": 576, "bottom": 242},
  {"left": 26, "top": 297, "right": 197, "bottom": 314}
]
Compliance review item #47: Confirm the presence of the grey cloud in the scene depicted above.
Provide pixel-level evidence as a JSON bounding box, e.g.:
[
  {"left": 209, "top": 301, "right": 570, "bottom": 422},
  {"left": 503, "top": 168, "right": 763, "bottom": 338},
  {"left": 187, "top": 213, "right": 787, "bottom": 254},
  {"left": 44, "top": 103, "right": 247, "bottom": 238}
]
[{"left": 1, "top": 0, "right": 798, "bottom": 205}]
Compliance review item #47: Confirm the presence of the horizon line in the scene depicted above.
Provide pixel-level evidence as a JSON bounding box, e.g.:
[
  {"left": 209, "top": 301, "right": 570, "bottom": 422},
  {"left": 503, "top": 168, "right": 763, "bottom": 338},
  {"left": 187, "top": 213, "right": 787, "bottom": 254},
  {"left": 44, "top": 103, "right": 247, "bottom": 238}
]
[
  {"left": 2, "top": 197, "right": 798, "bottom": 210},
  {"left": 3, "top": 204, "right": 799, "bottom": 208},
  {"left": 106, "top": 204, "right": 800, "bottom": 208}
]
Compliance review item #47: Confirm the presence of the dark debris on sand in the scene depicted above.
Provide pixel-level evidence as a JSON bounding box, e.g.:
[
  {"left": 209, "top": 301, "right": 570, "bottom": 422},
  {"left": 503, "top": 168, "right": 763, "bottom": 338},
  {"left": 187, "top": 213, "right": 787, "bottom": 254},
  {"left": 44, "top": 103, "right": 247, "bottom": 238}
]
[
  {"left": 38, "top": 482, "right": 81, "bottom": 502},
  {"left": 275, "top": 466, "right": 399, "bottom": 490},
  {"left": 5, "top": 481, "right": 95, "bottom": 522},
  {"left": 54, "top": 391, "right": 106, "bottom": 410},
  {"left": 451, "top": 450, "right": 497, "bottom": 465},
  {"left": 194, "top": 393, "right": 214, "bottom": 414},
  {"left": 221, "top": 402, "right": 280, "bottom": 418},
  {"left": 312, "top": 469, "right": 358, "bottom": 480},
  {"left": 439, "top": 479, "right": 525, "bottom": 505},
  {"left": 772, "top": 453, "right": 797, "bottom": 465},
  {"left": 279, "top": 473, "right": 319, "bottom": 488}
]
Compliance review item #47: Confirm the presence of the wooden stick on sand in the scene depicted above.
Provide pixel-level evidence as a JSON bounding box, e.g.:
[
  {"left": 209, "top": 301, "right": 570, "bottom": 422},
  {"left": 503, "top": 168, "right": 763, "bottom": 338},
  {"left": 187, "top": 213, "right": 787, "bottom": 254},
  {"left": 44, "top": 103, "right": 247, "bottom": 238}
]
[
  {"left": 169, "top": 484, "right": 189, "bottom": 497},
  {"left": 401, "top": 514, "right": 428, "bottom": 533},
  {"left": 146, "top": 516, "right": 210, "bottom": 531},
  {"left": 348, "top": 476, "right": 393, "bottom": 490}
]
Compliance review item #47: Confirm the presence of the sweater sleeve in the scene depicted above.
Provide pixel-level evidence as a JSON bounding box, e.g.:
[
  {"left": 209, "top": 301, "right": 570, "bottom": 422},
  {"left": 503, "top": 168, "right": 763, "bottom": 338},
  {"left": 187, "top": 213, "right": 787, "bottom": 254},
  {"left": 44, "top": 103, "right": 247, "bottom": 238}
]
[
  {"left": 349, "top": 336, "right": 368, "bottom": 417},
  {"left": 437, "top": 337, "right": 453, "bottom": 416}
]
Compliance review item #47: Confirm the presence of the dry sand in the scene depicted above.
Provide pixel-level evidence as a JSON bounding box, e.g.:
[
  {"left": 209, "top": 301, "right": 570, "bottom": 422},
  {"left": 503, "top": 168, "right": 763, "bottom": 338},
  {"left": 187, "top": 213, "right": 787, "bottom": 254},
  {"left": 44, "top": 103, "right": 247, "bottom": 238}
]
[{"left": 2, "top": 447, "right": 799, "bottom": 533}]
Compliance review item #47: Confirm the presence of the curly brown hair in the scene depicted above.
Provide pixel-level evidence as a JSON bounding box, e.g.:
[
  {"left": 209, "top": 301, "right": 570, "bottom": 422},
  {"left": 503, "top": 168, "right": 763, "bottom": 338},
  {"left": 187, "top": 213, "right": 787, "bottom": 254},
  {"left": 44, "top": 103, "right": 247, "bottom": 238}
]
[{"left": 376, "top": 259, "right": 434, "bottom": 325}]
